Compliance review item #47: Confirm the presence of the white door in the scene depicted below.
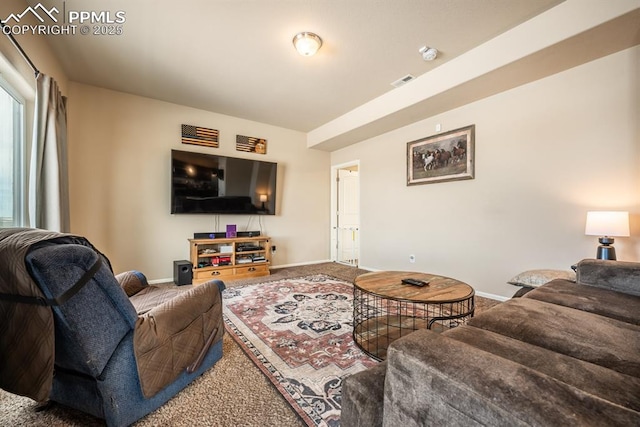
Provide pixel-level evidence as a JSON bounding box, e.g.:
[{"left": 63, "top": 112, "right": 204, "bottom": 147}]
[{"left": 334, "top": 166, "right": 359, "bottom": 266}]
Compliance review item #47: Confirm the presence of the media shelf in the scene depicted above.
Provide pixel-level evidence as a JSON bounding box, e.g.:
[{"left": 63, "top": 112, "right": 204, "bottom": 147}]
[{"left": 189, "top": 236, "right": 271, "bottom": 284}]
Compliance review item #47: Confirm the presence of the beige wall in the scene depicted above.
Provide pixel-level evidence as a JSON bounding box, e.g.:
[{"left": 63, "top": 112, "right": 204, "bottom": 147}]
[
  {"left": 331, "top": 46, "right": 640, "bottom": 298},
  {"left": 67, "top": 83, "right": 331, "bottom": 280},
  {"left": 0, "top": 0, "right": 68, "bottom": 93}
]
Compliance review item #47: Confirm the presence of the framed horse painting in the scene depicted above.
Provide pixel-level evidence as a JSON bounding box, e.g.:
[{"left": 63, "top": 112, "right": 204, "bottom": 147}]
[{"left": 406, "top": 124, "right": 475, "bottom": 186}]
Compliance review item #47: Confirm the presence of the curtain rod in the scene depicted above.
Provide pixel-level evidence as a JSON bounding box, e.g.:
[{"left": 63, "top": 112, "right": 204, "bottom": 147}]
[{"left": 0, "top": 22, "right": 40, "bottom": 78}]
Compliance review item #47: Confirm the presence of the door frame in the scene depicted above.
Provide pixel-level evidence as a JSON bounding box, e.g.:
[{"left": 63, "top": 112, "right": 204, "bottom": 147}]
[{"left": 330, "top": 160, "right": 360, "bottom": 264}]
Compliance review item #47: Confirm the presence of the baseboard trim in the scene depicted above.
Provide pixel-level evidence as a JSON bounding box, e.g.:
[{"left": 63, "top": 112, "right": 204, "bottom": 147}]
[
  {"left": 149, "top": 277, "right": 173, "bottom": 285},
  {"left": 272, "top": 259, "right": 333, "bottom": 269},
  {"left": 476, "top": 291, "right": 510, "bottom": 302},
  {"left": 357, "top": 265, "right": 380, "bottom": 272}
]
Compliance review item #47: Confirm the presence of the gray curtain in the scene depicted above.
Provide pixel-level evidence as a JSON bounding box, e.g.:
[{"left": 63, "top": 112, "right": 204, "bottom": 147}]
[{"left": 28, "top": 74, "right": 69, "bottom": 232}]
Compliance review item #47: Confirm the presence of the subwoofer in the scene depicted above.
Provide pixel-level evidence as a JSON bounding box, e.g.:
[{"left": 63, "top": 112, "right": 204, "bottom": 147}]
[{"left": 173, "top": 260, "right": 193, "bottom": 286}]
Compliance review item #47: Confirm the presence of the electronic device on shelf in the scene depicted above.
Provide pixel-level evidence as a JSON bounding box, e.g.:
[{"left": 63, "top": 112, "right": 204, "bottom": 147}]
[
  {"left": 236, "top": 244, "right": 262, "bottom": 252},
  {"left": 194, "top": 232, "right": 226, "bottom": 239},
  {"left": 401, "top": 278, "right": 429, "bottom": 287}
]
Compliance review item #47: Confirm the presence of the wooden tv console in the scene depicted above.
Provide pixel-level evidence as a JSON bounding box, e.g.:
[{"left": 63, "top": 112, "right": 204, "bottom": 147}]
[{"left": 189, "top": 236, "right": 271, "bottom": 284}]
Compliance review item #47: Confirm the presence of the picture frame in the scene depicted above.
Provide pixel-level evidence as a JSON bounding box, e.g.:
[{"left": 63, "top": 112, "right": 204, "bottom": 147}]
[{"left": 407, "top": 125, "right": 475, "bottom": 186}]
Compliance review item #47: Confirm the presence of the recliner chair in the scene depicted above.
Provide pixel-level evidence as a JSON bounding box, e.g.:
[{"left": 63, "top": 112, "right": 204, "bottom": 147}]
[{"left": 0, "top": 229, "right": 224, "bottom": 426}]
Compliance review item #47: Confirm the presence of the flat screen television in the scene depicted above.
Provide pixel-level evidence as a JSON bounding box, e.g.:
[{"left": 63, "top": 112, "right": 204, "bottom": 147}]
[{"left": 171, "top": 149, "right": 277, "bottom": 215}]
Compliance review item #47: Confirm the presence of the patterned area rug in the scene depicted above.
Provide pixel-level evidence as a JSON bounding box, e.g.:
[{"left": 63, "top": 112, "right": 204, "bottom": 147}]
[{"left": 223, "top": 274, "right": 378, "bottom": 427}]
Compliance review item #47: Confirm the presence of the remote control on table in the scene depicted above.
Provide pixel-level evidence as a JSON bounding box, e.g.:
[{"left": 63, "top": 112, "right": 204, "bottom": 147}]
[{"left": 401, "top": 278, "right": 429, "bottom": 287}]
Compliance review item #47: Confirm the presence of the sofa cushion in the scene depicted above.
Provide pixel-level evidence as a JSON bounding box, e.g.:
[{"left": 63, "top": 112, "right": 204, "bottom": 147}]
[
  {"left": 129, "top": 285, "right": 187, "bottom": 314},
  {"left": 444, "top": 325, "right": 640, "bottom": 412},
  {"left": 467, "top": 298, "right": 640, "bottom": 378},
  {"left": 383, "top": 329, "right": 640, "bottom": 426},
  {"left": 524, "top": 279, "right": 640, "bottom": 325}
]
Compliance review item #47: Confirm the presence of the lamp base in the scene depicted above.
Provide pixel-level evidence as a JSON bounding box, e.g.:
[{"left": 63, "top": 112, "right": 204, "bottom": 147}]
[{"left": 596, "top": 237, "right": 617, "bottom": 260}]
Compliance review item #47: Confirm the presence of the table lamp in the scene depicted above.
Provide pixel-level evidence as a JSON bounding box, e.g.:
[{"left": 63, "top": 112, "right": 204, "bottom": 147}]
[{"left": 585, "top": 211, "right": 630, "bottom": 260}]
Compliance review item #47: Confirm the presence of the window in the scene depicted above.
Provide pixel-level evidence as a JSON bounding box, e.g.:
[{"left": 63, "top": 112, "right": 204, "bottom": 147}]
[{"left": 0, "top": 79, "right": 25, "bottom": 227}]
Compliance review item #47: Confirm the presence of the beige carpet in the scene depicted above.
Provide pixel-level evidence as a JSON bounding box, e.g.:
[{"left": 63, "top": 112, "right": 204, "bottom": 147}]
[{"left": 0, "top": 262, "right": 500, "bottom": 426}]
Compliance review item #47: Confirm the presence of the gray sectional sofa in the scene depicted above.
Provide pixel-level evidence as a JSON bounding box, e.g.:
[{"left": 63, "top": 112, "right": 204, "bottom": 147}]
[{"left": 342, "top": 259, "right": 640, "bottom": 426}]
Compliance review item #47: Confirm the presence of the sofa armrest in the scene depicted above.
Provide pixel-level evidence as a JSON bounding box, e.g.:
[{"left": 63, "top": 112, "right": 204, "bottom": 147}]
[
  {"left": 383, "top": 330, "right": 529, "bottom": 426},
  {"left": 576, "top": 259, "right": 640, "bottom": 296},
  {"left": 135, "top": 281, "right": 222, "bottom": 351},
  {"left": 115, "top": 270, "right": 148, "bottom": 297},
  {"left": 341, "top": 361, "right": 386, "bottom": 427},
  {"left": 133, "top": 280, "right": 224, "bottom": 397}
]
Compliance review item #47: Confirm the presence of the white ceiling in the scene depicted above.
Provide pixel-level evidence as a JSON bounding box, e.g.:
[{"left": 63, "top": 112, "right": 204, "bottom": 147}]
[{"left": 26, "top": 0, "right": 565, "bottom": 132}]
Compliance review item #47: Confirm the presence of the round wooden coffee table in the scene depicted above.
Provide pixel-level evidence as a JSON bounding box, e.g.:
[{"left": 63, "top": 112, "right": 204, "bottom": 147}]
[{"left": 353, "top": 271, "right": 475, "bottom": 361}]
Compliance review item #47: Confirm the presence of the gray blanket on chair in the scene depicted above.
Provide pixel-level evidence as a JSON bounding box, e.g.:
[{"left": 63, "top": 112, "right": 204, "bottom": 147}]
[{"left": 0, "top": 227, "right": 105, "bottom": 401}]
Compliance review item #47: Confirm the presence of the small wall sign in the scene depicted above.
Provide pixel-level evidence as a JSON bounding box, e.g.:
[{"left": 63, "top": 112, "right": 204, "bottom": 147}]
[
  {"left": 236, "top": 135, "right": 267, "bottom": 154},
  {"left": 181, "top": 124, "right": 219, "bottom": 148}
]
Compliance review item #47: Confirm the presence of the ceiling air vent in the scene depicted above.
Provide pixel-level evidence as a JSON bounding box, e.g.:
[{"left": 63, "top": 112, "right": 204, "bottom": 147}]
[{"left": 391, "top": 74, "right": 415, "bottom": 88}]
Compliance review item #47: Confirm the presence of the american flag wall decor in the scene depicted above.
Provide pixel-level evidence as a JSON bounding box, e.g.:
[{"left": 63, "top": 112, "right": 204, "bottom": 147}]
[
  {"left": 181, "top": 124, "right": 219, "bottom": 148},
  {"left": 236, "top": 135, "right": 267, "bottom": 154}
]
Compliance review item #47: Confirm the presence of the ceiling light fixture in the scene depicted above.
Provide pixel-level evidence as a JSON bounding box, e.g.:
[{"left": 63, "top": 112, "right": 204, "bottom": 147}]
[
  {"left": 293, "top": 32, "right": 323, "bottom": 57},
  {"left": 419, "top": 46, "right": 438, "bottom": 61}
]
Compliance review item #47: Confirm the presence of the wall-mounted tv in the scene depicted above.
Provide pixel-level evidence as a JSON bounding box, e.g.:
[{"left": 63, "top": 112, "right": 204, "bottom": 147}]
[{"left": 171, "top": 149, "right": 277, "bottom": 215}]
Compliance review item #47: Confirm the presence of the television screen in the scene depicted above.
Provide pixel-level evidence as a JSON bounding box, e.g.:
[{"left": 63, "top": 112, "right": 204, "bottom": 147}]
[{"left": 171, "top": 149, "right": 277, "bottom": 215}]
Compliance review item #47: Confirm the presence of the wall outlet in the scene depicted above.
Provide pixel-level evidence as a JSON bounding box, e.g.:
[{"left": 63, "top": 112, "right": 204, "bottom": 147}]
[
  {"left": 409, "top": 254, "right": 416, "bottom": 263},
  {"left": 271, "top": 245, "right": 276, "bottom": 253}
]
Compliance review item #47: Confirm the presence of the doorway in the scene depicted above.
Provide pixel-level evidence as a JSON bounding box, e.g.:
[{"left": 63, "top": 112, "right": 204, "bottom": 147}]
[{"left": 331, "top": 161, "right": 360, "bottom": 267}]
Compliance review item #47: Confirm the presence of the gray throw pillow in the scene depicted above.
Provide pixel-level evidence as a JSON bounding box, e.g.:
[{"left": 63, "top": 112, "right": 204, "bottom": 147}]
[{"left": 508, "top": 269, "right": 576, "bottom": 288}]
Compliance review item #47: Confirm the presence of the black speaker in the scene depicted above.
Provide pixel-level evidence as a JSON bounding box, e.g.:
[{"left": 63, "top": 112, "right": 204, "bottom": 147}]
[
  {"left": 194, "top": 232, "right": 226, "bottom": 239},
  {"left": 237, "top": 230, "right": 261, "bottom": 237},
  {"left": 173, "top": 260, "right": 193, "bottom": 286}
]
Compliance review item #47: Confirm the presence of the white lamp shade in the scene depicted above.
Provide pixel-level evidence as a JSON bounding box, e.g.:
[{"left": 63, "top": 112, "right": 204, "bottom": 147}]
[
  {"left": 585, "top": 211, "right": 630, "bottom": 237},
  {"left": 259, "top": 194, "right": 268, "bottom": 202}
]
